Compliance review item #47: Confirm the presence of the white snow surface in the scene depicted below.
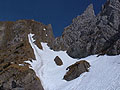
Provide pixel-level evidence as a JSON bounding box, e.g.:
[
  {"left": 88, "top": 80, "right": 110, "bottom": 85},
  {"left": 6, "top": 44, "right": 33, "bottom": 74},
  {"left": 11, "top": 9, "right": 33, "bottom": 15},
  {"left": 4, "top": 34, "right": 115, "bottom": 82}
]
[
  {"left": 19, "top": 64, "right": 24, "bottom": 66},
  {"left": 43, "top": 28, "right": 46, "bottom": 31},
  {"left": 27, "top": 33, "right": 120, "bottom": 90}
]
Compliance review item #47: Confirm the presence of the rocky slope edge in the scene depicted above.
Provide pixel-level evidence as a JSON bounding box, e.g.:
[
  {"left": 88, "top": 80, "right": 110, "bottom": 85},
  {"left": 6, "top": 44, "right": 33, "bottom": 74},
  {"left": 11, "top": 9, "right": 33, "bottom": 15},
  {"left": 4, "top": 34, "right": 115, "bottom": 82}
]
[{"left": 0, "top": 20, "right": 54, "bottom": 90}]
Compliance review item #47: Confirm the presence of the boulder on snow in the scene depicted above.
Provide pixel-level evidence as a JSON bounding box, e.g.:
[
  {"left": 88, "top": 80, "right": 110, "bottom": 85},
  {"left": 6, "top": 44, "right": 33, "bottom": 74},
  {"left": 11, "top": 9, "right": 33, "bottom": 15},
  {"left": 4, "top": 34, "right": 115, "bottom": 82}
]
[
  {"left": 54, "top": 56, "right": 63, "bottom": 66},
  {"left": 63, "top": 60, "right": 90, "bottom": 81}
]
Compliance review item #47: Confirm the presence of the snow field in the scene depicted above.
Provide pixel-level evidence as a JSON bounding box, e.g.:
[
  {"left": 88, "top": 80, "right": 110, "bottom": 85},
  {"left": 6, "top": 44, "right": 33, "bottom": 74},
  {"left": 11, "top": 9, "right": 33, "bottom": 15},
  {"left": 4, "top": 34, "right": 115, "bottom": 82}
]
[{"left": 26, "top": 33, "right": 120, "bottom": 90}]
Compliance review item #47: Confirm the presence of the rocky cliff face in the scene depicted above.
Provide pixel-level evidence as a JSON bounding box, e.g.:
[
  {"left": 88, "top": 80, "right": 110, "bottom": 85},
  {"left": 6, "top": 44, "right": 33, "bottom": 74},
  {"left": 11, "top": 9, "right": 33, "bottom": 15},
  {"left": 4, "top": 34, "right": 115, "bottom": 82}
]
[
  {"left": 50, "top": 0, "right": 120, "bottom": 58},
  {"left": 0, "top": 20, "right": 54, "bottom": 90}
]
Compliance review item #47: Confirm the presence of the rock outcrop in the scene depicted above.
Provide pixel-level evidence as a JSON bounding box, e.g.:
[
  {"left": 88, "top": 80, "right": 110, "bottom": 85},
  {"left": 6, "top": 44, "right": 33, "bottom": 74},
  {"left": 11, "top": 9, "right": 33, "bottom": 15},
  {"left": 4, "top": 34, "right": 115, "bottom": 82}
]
[
  {"left": 63, "top": 60, "right": 90, "bottom": 81},
  {"left": 50, "top": 0, "right": 120, "bottom": 58},
  {"left": 0, "top": 20, "right": 54, "bottom": 90},
  {"left": 0, "top": 63, "right": 44, "bottom": 90}
]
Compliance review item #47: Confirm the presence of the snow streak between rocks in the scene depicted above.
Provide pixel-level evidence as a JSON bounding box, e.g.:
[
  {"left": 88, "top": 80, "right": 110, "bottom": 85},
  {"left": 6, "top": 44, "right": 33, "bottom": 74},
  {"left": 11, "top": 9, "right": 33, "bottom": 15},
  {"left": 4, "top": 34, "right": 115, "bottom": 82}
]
[{"left": 27, "top": 33, "right": 120, "bottom": 90}]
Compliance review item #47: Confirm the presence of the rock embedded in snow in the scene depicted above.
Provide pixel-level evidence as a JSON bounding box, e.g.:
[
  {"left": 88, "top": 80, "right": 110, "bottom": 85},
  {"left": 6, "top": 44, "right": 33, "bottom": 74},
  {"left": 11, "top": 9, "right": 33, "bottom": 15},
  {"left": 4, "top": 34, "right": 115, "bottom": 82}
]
[
  {"left": 54, "top": 56, "right": 63, "bottom": 66},
  {"left": 63, "top": 60, "right": 90, "bottom": 81}
]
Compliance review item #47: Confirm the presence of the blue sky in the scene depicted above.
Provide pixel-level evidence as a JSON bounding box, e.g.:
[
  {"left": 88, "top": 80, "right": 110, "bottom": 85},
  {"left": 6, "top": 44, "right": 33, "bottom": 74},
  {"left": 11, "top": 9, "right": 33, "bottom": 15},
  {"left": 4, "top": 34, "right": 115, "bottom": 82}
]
[{"left": 0, "top": 0, "right": 106, "bottom": 37}]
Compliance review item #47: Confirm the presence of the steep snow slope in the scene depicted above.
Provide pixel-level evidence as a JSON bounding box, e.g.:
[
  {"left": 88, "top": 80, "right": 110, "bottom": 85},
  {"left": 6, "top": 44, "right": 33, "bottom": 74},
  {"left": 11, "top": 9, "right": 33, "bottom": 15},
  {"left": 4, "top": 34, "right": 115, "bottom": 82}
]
[{"left": 27, "top": 33, "right": 120, "bottom": 90}]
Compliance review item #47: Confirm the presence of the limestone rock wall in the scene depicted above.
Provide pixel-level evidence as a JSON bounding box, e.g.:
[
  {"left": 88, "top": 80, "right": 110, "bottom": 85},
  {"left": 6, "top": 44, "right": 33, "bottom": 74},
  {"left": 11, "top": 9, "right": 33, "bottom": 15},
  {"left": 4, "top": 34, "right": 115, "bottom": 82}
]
[{"left": 50, "top": 0, "right": 120, "bottom": 58}]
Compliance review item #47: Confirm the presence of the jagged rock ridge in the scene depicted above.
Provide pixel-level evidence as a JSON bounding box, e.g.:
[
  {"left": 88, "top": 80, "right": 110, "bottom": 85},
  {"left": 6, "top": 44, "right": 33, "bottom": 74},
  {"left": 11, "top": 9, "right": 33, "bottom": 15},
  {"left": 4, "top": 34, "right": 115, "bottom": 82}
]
[{"left": 50, "top": 0, "right": 120, "bottom": 58}]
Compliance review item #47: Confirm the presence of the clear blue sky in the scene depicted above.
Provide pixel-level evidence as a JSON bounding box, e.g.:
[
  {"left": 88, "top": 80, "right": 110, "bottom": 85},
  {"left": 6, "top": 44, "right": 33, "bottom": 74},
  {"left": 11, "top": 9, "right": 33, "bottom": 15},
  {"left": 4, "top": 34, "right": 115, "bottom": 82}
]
[{"left": 0, "top": 0, "right": 106, "bottom": 37}]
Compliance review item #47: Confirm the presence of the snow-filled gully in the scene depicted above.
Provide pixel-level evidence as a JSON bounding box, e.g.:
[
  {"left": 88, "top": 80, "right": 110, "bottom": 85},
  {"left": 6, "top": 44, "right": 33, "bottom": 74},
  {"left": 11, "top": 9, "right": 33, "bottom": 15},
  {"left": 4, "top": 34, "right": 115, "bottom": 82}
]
[{"left": 27, "top": 33, "right": 120, "bottom": 90}]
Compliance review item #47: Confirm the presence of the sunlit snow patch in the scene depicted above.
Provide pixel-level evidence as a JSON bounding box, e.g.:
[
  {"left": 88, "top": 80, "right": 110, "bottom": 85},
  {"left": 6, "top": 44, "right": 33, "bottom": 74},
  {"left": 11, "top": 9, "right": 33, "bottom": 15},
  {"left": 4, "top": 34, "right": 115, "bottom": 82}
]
[
  {"left": 43, "top": 28, "right": 46, "bottom": 31},
  {"left": 18, "top": 64, "right": 24, "bottom": 66}
]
